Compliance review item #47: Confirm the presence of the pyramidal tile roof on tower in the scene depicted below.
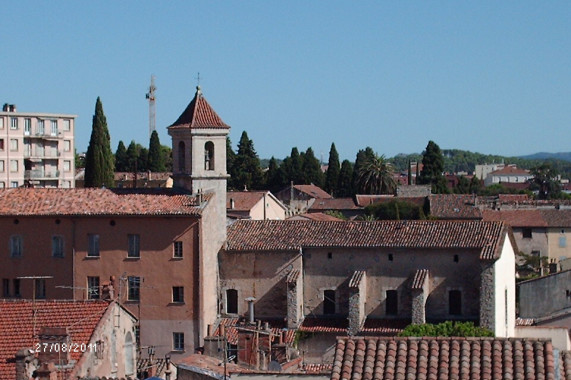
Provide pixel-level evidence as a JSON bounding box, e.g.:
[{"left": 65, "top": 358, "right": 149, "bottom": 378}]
[{"left": 168, "top": 86, "right": 230, "bottom": 129}]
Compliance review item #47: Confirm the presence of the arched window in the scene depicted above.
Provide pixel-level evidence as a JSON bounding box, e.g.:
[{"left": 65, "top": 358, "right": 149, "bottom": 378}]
[
  {"left": 226, "top": 289, "right": 238, "bottom": 314},
  {"left": 178, "top": 141, "right": 186, "bottom": 172},
  {"left": 205, "top": 141, "right": 214, "bottom": 171},
  {"left": 125, "top": 332, "right": 134, "bottom": 375}
]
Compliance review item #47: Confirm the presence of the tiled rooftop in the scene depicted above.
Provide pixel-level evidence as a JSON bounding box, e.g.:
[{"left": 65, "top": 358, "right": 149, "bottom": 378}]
[
  {"left": 0, "top": 188, "right": 205, "bottom": 216},
  {"left": 168, "top": 86, "right": 230, "bottom": 129},
  {"left": 331, "top": 336, "right": 567, "bottom": 380},
  {"left": 299, "top": 318, "right": 408, "bottom": 335},
  {"left": 293, "top": 184, "right": 333, "bottom": 199},
  {"left": 429, "top": 194, "right": 482, "bottom": 219},
  {"left": 226, "top": 220, "right": 509, "bottom": 260},
  {"left": 227, "top": 191, "right": 276, "bottom": 211},
  {"left": 213, "top": 318, "right": 296, "bottom": 346},
  {"left": 0, "top": 300, "right": 110, "bottom": 380},
  {"left": 489, "top": 166, "right": 531, "bottom": 176},
  {"left": 288, "top": 212, "right": 345, "bottom": 221},
  {"left": 481, "top": 209, "right": 571, "bottom": 228},
  {"left": 309, "top": 198, "right": 361, "bottom": 211},
  {"left": 410, "top": 269, "right": 429, "bottom": 290}
]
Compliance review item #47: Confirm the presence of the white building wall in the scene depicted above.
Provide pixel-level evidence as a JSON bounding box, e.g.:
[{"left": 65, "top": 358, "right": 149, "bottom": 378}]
[{"left": 492, "top": 233, "right": 516, "bottom": 337}]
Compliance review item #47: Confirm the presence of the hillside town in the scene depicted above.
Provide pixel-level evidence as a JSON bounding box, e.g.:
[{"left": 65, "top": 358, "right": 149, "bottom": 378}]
[{"left": 1, "top": 87, "right": 570, "bottom": 380}]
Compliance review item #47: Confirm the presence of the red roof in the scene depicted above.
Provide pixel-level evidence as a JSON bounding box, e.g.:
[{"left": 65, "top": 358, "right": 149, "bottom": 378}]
[
  {"left": 213, "top": 318, "right": 295, "bottom": 346},
  {"left": 0, "top": 188, "right": 204, "bottom": 216},
  {"left": 481, "top": 209, "right": 571, "bottom": 228},
  {"left": 168, "top": 86, "right": 229, "bottom": 129},
  {"left": 489, "top": 165, "right": 531, "bottom": 176},
  {"left": 331, "top": 336, "right": 566, "bottom": 380},
  {"left": 287, "top": 212, "right": 344, "bottom": 221},
  {"left": 227, "top": 191, "right": 282, "bottom": 212},
  {"left": 429, "top": 194, "right": 482, "bottom": 219},
  {"left": 226, "top": 220, "right": 509, "bottom": 260},
  {"left": 0, "top": 300, "right": 110, "bottom": 380},
  {"left": 293, "top": 184, "right": 333, "bottom": 199},
  {"left": 309, "top": 198, "right": 360, "bottom": 211},
  {"left": 299, "top": 318, "right": 408, "bottom": 335}
]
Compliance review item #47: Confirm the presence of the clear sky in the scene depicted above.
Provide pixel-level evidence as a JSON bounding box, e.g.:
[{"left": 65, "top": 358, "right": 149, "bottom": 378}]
[{"left": 2, "top": 2, "right": 570, "bottom": 162}]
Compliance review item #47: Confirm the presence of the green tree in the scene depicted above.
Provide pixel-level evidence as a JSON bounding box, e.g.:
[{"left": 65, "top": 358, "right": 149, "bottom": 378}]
[
  {"left": 114, "top": 141, "right": 129, "bottom": 172},
  {"left": 453, "top": 176, "right": 470, "bottom": 194},
  {"left": 352, "top": 147, "right": 375, "bottom": 193},
  {"left": 230, "top": 131, "right": 264, "bottom": 190},
  {"left": 469, "top": 176, "right": 483, "bottom": 194},
  {"left": 357, "top": 154, "right": 397, "bottom": 195},
  {"left": 530, "top": 163, "right": 562, "bottom": 199},
  {"left": 365, "top": 199, "right": 425, "bottom": 220},
  {"left": 337, "top": 160, "right": 354, "bottom": 197},
  {"left": 147, "top": 130, "right": 166, "bottom": 172},
  {"left": 418, "top": 140, "right": 449, "bottom": 194},
  {"left": 399, "top": 321, "right": 493, "bottom": 337},
  {"left": 282, "top": 147, "right": 305, "bottom": 184},
  {"left": 265, "top": 156, "right": 286, "bottom": 193},
  {"left": 226, "top": 137, "right": 236, "bottom": 182},
  {"left": 84, "top": 97, "right": 114, "bottom": 188},
  {"left": 126, "top": 141, "right": 139, "bottom": 172},
  {"left": 302, "top": 147, "right": 324, "bottom": 187},
  {"left": 161, "top": 145, "right": 173, "bottom": 172},
  {"left": 325, "top": 143, "right": 340, "bottom": 195}
]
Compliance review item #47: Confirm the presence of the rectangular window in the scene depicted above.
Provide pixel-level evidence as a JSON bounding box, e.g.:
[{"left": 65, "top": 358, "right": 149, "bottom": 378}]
[
  {"left": 0, "top": 139, "right": 4, "bottom": 150},
  {"left": 63, "top": 119, "right": 71, "bottom": 131},
  {"left": 10, "top": 139, "right": 18, "bottom": 151},
  {"left": 522, "top": 228, "right": 532, "bottom": 239},
  {"left": 52, "top": 236, "right": 64, "bottom": 258},
  {"left": 172, "top": 286, "right": 184, "bottom": 303},
  {"left": 13, "top": 279, "right": 21, "bottom": 297},
  {"left": 87, "top": 276, "right": 100, "bottom": 300},
  {"left": 0, "top": 117, "right": 4, "bottom": 129},
  {"left": 50, "top": 120, "right": 58, "bottom": 136},
  {"left": 128, "top": 276, "right": 140, "bottom": 301},
  {"left": 10, "top": 181, "right": 18, "bottom": 188},
  {"left": 10, "top": 118, "right": 18, "bottom": 130},
  {"left": 226, "top": 289, "right": 238, "bottom": 314},
  {"left": 173, "top": 241, "right": 183, "bottom": 258},
  {"left": 386, "top": 290, "right": 398, "bottom": 315},
  {"left": 128, "top": 234, "right": 140, "bottom": 258},
  {"left": 323, "top": 289, "right": 336, "bottom": 315},
  {"left": 559, "top": 236, "right": 567, "bottom": 248},
  {"left": 449, "top": 290, "right": 462, "bottom": 315},
  {"left": 64, "top": 140, "right": 71, "bottom": 152},
  {"left": 63, "top": 160, "right": 71, "bottom": 172},
  {"left": 10, "top": 235, "right": 22, "bottom": 257},
  {"left": 10, "top": 160, "right": 18, "bottom": 172},
  {"left": 0, "top": 182, "right": 4, "bottom": 189},
  {"left": 35, "top": 279, "right": 46, "bottom": 299},
  {"left": 0, "top": 160, "right": 4, "bottom": 172},
  {"left": 24, "top": 119, "right": 31, "bottom": 135},
  {"left": 2, "top": 279, "right": 9, "bottom": 297},
  {"left": 37, "top": 120, "right": 44, "bottom": 135},
  {"left": 173, "top": 332, "right": 184, "bottom": 351},
  {"left": 87, "top": 234, "right": 100, "bottom": 257}
]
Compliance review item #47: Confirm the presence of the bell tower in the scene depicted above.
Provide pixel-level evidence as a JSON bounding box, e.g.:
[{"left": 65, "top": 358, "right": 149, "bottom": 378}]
[{"left": 167, "top": 85, "right": 229, "bottom": 345}]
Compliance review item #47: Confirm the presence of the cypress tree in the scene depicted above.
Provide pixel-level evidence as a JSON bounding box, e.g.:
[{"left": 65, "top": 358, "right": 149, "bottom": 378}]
[
  {"left": 265, "top": 156, "right": 286, "bottom": 193},
  {"left": 337, "top": 160, "right": 354, "bottom": 197},
  {"left": 302, "top": 147, "right": 324, "bottom": 187},
  {"left": 84, "top": 97, "right": 114, "bottom": 188},
  {"left": 284, "top": 147, "right": 304, "bottom": 184},
  {"left": 114, "top": 141, "right": 129, "bottom": 172},
  {"left": 325, "top": 143, "right": 340, "bottom": 195},
  {"left": 418, "top": 140, "right": 449, "bottom": 194},
  {"left": 148, "top": 130, "right": 166, "bottom": 172},
  {"left": 230, "top": 131, "right": 264, "bottom": 190},
  {"left": 126, "top": 141, "right": 139, "bottom": 172}
]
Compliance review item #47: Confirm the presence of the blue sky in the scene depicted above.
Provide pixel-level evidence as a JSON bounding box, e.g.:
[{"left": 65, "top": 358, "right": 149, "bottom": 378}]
[{"left": 1, "top": 2, "right": 570, "bottom": 161}]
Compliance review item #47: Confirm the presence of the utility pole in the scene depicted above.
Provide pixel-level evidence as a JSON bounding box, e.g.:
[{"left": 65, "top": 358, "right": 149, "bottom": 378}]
[{"left": 146, "top": 75, "right": 156, "bottom": 141}]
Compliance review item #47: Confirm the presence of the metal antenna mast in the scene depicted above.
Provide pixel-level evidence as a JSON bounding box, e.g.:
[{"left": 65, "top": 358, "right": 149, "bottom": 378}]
[{"left": 146, "top": 75, "right": 157, "bottom": 140}]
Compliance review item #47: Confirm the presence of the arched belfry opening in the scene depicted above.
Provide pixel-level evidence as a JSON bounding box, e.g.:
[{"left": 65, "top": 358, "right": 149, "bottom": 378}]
[
  {"left": 178, "top": 141, "right": 186, "bottom": 172},
  {"left": 204, "top": 141, "right": 215, "bottom": 171}
]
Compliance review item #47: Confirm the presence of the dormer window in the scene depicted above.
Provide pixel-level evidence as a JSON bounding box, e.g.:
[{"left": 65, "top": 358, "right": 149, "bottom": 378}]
[{"left": 205, "top": 141, "right": 214, "bottom": 171}]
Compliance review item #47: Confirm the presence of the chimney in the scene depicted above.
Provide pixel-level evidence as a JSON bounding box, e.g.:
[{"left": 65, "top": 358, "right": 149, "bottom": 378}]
[
  {"left": 38, "top": 327, "right": 70, "bottom": 365},
  {"left": 15, "top": 349, "right": 35, "bottom": 380},
  {"left": 245, "top": 297, "right": 256, "bottom": 324}
]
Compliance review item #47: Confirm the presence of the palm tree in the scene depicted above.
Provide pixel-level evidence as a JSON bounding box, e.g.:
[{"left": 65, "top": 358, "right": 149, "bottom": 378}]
[{"left": 357, "top": 154, "right": 397, "bottom": 194}]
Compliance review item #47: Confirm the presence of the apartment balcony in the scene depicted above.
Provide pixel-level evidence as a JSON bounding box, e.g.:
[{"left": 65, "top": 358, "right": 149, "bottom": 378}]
[
  {"left": 24, "top": 151, "right": 61, "bottom": 159},
  {"left": 26, "top": 132, "right": 64, "bottom": 140},
  {"left": 25, "top": 170, "right": 61, "bottom": 180}
]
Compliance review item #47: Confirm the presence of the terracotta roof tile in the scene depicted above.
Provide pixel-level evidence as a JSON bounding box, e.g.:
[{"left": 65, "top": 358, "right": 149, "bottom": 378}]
[
  {"left": 0, "top": 300, "right": 110, "bottom": 380},
  {"left": 227, "top": 191, "right": 267, "bottom": 211},
  {"left": 299, "top": 318, "right": 408, "bottom": 335},
  {"left": 309, "top": 198, "right": 360, "bottom": 211},
  {"left": 213, "top": 318, "right": 295, "bottom": 346},
  {"left": 168, "top": 87, "right": 229, "bottom": 129},
  {"left": 429, "top": 194, "right": 482, "bottom": 219},
  {"left": 0, "top": 188, "right": 205, "bottom": 216},
  {"left": 287, "top": 212, "right": 345, "bottom": 221},
  {"left": 489, "top": 166, "right": 531, "bottom": 176},
  {"left": 286, "top": 269, "right": 300, "bottom": 284},
  {"left": 349, "top": 271, "right": 366, "bottom": 288},
  {"left": 481, "top": 210, "right": 547, "bottom": 227},
  {"left": 293, "top": 185, "right": 333, "bottom": 199},
  {"left": 226, "top": 220, "right": 509, "bottom": 260},
  {"left": 410, "top": 269, "right": 429, "bottom": 290},
  {"left": 330, "top": 337, "right": 560, "bottom": 380}
]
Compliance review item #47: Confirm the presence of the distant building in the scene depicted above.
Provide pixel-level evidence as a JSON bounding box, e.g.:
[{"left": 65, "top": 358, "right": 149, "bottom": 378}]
[
  {"left": 483, "top": 165, "right": 533, "bottom": 187},
  {"left": 227, "top": 191, "right": 287, "bottom": 220},
  {"left": 0, "top": 103, "right": 76, "bottom": 188}
]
